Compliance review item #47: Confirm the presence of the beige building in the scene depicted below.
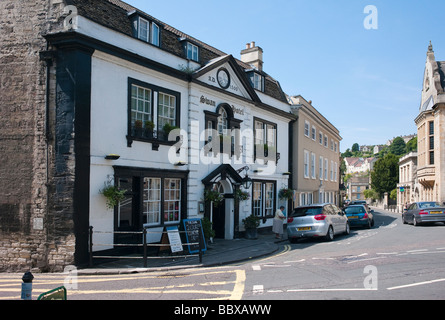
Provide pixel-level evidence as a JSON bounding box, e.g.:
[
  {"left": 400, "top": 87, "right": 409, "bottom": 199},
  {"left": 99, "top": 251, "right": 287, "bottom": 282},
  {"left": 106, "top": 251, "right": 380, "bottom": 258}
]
[
  {"left": 347, "top": 175, "right": 370, "bottom": 202},
  {"left": 397, "top": 152, "right": 418, "bottom": 211},
  {"left": 288, "top": 96, "right": 342, "bottom": 207},
  {"left": 414, "top": 42, "right": 445, "bottom": 203}
]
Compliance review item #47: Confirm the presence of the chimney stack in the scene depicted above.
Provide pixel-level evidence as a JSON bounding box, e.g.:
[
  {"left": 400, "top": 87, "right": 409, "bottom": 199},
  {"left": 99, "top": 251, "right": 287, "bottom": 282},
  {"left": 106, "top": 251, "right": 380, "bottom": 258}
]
[{"left": 240, "top": 41, "right": 263, "bottom": 71}]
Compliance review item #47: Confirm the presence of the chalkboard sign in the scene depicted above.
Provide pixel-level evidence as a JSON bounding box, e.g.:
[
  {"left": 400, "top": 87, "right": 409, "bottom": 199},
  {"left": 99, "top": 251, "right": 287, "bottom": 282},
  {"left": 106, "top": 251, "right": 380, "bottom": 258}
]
[{"left": 183, "top": 219, "right": 207, "bottom": 254}]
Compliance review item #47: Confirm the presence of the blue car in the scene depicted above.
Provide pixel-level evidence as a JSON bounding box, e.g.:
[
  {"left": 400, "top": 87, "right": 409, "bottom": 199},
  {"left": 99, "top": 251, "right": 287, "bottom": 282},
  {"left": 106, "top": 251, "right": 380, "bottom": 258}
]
[{"left": 344, "top": 205, "right": 374, "bottom": 229}]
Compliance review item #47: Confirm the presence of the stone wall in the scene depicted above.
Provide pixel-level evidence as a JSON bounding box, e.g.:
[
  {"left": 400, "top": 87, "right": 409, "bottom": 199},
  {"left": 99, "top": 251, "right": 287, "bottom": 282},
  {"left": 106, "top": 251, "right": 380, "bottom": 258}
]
[{"left": 0, "top": 0, "right": 77, "bottom": 272}]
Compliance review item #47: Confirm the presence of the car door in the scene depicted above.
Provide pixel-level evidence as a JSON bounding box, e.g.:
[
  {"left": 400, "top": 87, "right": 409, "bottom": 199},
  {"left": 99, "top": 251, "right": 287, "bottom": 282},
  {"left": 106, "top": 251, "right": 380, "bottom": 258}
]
[
  {"left": 328, "top": 204, "right": 343, "bottom": 234},
  {"left": 407, "top": 203, "right": 417, "bottom": 223}
]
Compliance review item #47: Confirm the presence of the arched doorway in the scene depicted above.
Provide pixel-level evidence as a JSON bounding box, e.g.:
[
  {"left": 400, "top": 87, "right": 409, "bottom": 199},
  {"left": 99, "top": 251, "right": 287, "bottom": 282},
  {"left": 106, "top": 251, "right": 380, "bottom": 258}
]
[{"left": 202, "top": 165, "right": 244, "bottom": 240}]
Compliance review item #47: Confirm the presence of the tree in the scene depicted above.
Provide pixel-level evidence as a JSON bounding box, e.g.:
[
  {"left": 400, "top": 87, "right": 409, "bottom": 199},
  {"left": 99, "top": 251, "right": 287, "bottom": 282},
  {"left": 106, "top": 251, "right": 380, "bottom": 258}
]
[
  {"left": 371, "top": 153, "right": 399, "bottom": 196},
  {"left": 351, "top": 143, "right": 360, "bottom": 153},
  {"left": 363, "top": 189, "right": 379, "bottom": 201},
  {"left": 390, "top": 137, "right": 406, "bottom": 156},
  {"left": 406, "top": 137, "right": 417, "bottom": 153}
]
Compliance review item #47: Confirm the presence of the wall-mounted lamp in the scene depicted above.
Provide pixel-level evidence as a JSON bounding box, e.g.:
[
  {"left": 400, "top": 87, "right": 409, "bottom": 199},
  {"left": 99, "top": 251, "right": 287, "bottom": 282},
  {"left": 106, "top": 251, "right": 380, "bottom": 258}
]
[
  {"left": 105, "top": 154, "right": 120, "bottom": 160},
  {"left": 282, "top": 172, "right": 291, "bottom": 176},
  {"left": 174, "top": 161, "right": 187, "bottom": 167}
]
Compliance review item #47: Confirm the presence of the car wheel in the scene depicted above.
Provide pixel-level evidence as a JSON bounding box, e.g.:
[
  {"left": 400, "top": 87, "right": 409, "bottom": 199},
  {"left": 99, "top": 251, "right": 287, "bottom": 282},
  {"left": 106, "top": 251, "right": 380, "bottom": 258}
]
[
  {"left": 402, "top": 215, "right": 407, "bottom": 224},
  {"left": 344, "top": 222, "right": 350, "bottom": 235},
  {"left": 413, "top": 217, "right": 418, "bottom": 226},
  {"left": 325, "top": 226, "right": 334, "bottom": 241}
]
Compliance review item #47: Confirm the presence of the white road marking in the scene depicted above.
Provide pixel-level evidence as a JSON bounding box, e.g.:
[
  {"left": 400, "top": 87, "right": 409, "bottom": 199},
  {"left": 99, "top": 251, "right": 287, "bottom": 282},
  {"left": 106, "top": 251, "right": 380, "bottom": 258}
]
[
  {"left": 252, "top": 265, "right": 261, "bottom": 271},
  {"left": 253, "top": 285, "right": 264, "bottom": 294},
  {"left": 387, "top": 278, "right": 445, "bottom": 291}
]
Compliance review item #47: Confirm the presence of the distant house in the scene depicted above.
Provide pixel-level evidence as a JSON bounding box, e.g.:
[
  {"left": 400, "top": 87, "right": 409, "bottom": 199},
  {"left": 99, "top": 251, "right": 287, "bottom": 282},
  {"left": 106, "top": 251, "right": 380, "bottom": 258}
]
[{"left": 344, "top": 157, "right": 377, "bottom": 174}]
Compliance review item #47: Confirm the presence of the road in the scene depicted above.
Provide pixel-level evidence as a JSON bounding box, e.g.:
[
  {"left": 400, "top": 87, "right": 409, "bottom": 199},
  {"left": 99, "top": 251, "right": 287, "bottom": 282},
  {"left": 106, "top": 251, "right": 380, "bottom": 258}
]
[{"left": 1, "top": 208, "right": 445, "bottom": 301}]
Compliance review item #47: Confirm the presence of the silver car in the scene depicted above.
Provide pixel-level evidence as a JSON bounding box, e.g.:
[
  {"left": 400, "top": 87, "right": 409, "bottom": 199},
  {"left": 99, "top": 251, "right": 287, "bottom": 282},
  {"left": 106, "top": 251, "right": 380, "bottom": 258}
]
[
  {"left": 402, "top": 201, "right": 445, "bottom": 226},
  {"left": 287, "top": 203, "right": 350, "bottom": 243}
]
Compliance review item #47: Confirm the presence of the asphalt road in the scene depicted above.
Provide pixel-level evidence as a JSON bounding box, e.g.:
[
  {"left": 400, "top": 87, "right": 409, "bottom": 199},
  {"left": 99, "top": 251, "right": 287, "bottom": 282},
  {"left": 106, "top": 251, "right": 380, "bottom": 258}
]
[{"left": 1, "top": 208, "right": 445, "bottom": 302}]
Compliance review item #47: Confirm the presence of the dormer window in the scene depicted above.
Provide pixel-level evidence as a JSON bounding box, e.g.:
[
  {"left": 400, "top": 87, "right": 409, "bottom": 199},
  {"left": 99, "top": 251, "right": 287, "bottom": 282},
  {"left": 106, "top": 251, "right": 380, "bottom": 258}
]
[
  {"left": 247, "top": 71, "right": 264, "bottom": 91},
  {"left": 132, "top": 15, "right": 160, "bottom": 47},
  {"left": 186, "top": 42, "right": 199, "bottom": 62}
]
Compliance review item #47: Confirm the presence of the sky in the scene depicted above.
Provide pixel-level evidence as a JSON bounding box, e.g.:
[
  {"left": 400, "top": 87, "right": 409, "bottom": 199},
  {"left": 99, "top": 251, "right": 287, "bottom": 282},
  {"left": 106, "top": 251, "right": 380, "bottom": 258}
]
[{"left": 124, "top": 0, "right": 445, "bottom": 152}]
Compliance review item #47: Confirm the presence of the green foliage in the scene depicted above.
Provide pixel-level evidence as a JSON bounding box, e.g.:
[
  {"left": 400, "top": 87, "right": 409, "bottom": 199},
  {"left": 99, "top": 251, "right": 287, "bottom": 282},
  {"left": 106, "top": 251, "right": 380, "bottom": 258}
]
[
  {"left": 363, "top": 189, "right": 379, "bottom": 201},
  {"left": 390, "top": 189, "right": 398, "bottom": 201},
  {"left": 351, "top": 143, "right": 360, "bottom": 152},
  {"left": 390, "top": 137, "right": 406, "bottom": 156},
  {"left": 406, "top": 137, "right": 417, "bottom": 153},
  {"left": 371, "top": 153, "right": 400, "bottom": 196},
  {"left": 201, "top": 217, "right": 215, "bottom": 239},
  {"left": 278, "top": 188, "right": 294, "bottom": 200},
  {"left": 242, "top": 214, "right": 261, "bottom": 229},
  {"left": 100, "top": 185, "right": 126, "bottom": 209},
  {"left": 204, "top": 189, "right": 224, "bottom": 207},
  {"left": 235, "top": 189, "right": 250, "bottom": 201}
]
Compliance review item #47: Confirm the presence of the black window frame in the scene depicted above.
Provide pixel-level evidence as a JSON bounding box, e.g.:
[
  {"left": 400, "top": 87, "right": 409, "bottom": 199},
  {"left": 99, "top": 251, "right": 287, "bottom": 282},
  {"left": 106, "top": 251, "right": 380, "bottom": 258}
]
[
  {"left": 253, "top": 117, "right": 278, "bottom": 162},
  {"left": 114, "top": 166, "right": 189, "bottom": 231},
  {"left": 127, "top": 78, "right": 181, "bottom": 150},
  {"left": 251, "top": 179, "right": 277, "bottom": 219}
]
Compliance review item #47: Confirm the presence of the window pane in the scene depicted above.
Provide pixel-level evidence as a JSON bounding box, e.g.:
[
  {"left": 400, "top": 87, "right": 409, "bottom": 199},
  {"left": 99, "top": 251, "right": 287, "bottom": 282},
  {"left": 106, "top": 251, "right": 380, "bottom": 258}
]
[
  {"left": 158, "top": 92, "right": 176, "bottom": 128},
  {"left": 143, "top": 178, "right": 161, "bottom": 226},
  {"left": 164, "top": 179, "right": 181, "bottom": 223},
  {"left": 253, "top": 182, "right": 262, "bottom": 217},
  {"left": 151, "top": 23, "right": 159, "bottom": 46},
  {"left": 138, "top": 18, "right": 149, "bottom": 42},
  {"left": 131, "top": 84, "right": 151, "bottom": 126}
]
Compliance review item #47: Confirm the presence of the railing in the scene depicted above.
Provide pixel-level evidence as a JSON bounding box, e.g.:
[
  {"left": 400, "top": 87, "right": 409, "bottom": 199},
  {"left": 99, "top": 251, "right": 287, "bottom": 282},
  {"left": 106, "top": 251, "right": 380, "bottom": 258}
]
[{"left": 88, "top": 226, "right": 204, "bottom": 268}]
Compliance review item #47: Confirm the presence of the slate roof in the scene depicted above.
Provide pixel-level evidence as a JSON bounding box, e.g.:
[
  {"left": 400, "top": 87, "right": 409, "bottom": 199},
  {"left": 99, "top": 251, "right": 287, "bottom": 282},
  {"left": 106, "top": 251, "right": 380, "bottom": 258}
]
[{"left": 65, "top": 0, "right": 288, "bottom": 103}]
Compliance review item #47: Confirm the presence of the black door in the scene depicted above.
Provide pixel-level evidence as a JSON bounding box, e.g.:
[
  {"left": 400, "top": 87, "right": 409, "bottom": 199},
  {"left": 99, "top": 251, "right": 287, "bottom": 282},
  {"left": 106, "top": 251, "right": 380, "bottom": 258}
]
[
  {"left": 213, "top": 200, "right": 226, "bottom": 239},
  {"left": 115, "top": 177, "right": 142, "bottom": 247}
]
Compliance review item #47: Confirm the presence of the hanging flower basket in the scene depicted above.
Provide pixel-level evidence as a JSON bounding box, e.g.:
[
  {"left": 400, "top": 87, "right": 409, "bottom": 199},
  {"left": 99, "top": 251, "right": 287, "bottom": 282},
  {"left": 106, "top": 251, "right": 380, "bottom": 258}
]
[
  {"left": 100, "top": 185, "right": 126, "bottom": 209},
  {"left": 278, "top": 188, "right": 294, "bottom": 200},
  {"left": 235, "top": 189, "right": 250, "bottom": 202},
  {"left": 204, "top": 189, "right": 224, "bottom": 207}
]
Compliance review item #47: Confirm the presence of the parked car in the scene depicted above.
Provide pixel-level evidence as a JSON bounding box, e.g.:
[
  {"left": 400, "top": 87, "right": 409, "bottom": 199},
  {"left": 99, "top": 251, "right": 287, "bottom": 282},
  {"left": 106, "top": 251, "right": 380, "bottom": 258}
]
[
  {"left": 402, "top": 201, "right": 445, "bottom": 226},
  {"left": 349, "top": 200, "right": 370, "bottom": 211},
  {"left": 287, "top": 203, "right": 350, "bottom": 243},
  {"left": 343, "top": 204, "right": 374, "bottom": 229}
]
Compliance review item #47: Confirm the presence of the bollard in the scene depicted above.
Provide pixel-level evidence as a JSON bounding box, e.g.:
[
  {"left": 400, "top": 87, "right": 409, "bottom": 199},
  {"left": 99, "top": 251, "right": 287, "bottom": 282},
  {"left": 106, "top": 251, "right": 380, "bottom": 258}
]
[{"left": 21, "top": 271, "right": 34, "bottom": 300}]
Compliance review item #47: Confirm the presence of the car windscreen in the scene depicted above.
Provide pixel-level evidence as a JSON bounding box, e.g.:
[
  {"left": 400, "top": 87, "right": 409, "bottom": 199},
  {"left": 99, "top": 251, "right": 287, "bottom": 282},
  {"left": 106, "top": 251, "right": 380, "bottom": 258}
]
[
  {"left": 344, "top": 206, "right": 366, "bottom": 214},
  {"left": 418, "top": 202, "right": 442, "bottom": 209},
  {"left": 292, "top": 207, "right": 323, "bottom": 217}
]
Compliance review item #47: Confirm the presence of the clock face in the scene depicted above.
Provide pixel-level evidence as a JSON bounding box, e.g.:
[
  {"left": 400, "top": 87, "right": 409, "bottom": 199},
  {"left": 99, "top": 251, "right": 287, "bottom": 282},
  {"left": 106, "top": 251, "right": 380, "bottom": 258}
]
[{"left": 217, "top": 68, "right": 230, "bottom": 89}]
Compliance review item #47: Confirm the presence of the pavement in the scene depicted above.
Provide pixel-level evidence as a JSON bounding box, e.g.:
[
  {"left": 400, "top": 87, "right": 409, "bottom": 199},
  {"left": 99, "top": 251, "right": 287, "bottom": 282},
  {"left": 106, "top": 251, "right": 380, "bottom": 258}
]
[{"left": 77, "top": 230, "right": 288, "bottom": 275}]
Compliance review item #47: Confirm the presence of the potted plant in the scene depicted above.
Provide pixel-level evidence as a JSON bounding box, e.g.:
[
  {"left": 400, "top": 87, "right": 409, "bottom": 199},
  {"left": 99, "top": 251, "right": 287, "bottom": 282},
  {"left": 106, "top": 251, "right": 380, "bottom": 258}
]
[
  {"left": 133, "top": 120, "right": 143, "bottom": 137},
  {"left": 278, "top": 187, "right": 294, "bottom": 200},
  {"left": 100, "top": 184, "right": 127, "bottom": 210},
  {"left": 201, "top": 217, "right": 215, "bottom": 243},
  {"left": 242, "top": 214, "right": 260, "bottom": 240},
  {"left": 161, "top": 123, "right": 180, "bottom": 141},
  {"left": 144, "top": 120, "right": 155, "bottom": 138},
  {"left": 204, "top": 189, "right": 224, "bottom": 207}
]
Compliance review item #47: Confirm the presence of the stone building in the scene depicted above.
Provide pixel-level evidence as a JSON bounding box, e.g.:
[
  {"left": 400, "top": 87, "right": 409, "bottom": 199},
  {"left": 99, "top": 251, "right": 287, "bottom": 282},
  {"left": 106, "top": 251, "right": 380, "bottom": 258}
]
[
  {"left": 288, "top": 96, "right": 342, "bottom": 207},
  {"left": 397, "top": 152, "right": 418, "bottom": 211},
  {"left": 0, "top": 0, "right": 297, "bottom": 271},
  {"left": 414, "top": 42, "right": 445, "bottom": 203}
]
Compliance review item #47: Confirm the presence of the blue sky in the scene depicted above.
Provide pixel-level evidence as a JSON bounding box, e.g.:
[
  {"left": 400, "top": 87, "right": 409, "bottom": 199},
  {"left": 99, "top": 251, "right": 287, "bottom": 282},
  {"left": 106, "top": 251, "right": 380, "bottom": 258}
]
[{"left": 125, "top": 0, "right": 445, "bottom": 152}]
